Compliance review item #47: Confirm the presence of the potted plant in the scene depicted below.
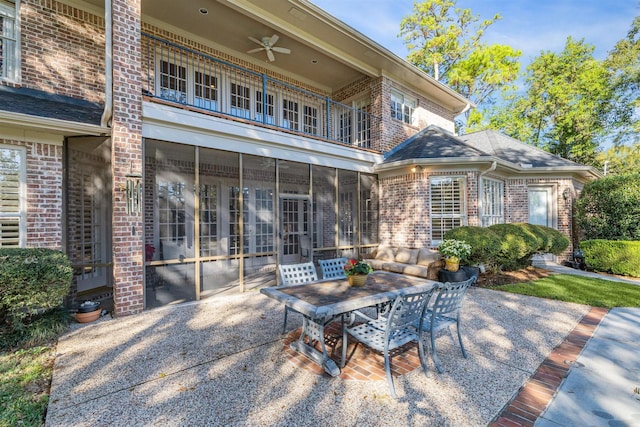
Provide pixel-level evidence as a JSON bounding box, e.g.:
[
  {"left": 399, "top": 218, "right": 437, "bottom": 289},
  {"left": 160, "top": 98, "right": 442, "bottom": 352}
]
[
  {"left": 438, "top": 239, "right": 471, "bottom": 272},
  {"left": 343, "top": 259, "right": 373, "bottom": 287}
]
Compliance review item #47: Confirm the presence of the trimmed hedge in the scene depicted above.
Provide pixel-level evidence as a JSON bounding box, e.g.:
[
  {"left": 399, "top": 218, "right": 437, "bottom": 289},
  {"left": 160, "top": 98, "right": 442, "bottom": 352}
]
[
  {"left": 445, "top": 223, "right": 570, "bottom": 271},
  {"left": 0, "top": 248, "right": 72, "bottom": 329},
  {"left": 580, "top": 240, "right": 640, "bottom": 278},
  {"left": 443, "top": 226, "right": 501, "bottom": 270}
]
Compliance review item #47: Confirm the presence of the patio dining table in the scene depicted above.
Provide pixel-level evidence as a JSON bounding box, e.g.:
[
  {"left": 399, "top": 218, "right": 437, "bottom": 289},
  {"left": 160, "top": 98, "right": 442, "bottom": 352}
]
[{"left": 260, "top": 271, "right": 437, "bottom": 376}]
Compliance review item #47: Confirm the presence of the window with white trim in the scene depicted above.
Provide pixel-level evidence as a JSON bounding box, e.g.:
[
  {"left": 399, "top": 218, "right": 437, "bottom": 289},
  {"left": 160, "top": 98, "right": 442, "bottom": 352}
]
[
  {"left": 0, "top": 145, "right": 25, "bottom": 247},
  {"left": 230, "top": 82, "right": 251, "bottom": 119},
  {"left": 430, "top": 176, "right": 466, "bottom": 243},
  {"left": 282, "top": 98, "right": 299, "bottom": 131},
  {"left": 0, "top": 0, "right": 18, "bottom": 82},
  {"left": 390, "top": 89, "right": 416, "bottom": 125},
  {"left": 481, "top": 178, "right": 504, "bottom": 227},
  {"left": 256, "top": 90, "right": 275, "bottom": 124},
  {"left": 194, "top": 71, "right": 217, "bottom": 110}
]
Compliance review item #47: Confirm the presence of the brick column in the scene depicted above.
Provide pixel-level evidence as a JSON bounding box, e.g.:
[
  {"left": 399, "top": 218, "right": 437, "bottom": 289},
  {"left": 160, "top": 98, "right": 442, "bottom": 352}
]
[{"left": 111, "top": 0, "right": 144, "bottom": 316}]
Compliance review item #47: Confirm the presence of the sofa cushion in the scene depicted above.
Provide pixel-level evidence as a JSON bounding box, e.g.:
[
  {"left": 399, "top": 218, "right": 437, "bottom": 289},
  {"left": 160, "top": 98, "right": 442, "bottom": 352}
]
[
  {"left": 362, "top": 258, "right": 386, "bottom": 270},
  {"left": 380, "top": 262, "right": 407, "bottom": 274},
  {"left": 394, "top": 247, "right": 419, "bottom": 264},
  {"left": 402, "top": 264, "right": 430, "bottom": 278},
  {"left": 375, "top": 245, "right": 397, "bottom": 261},
  {"left": 417, "top": 248, "right": 441, "bottom": 266}
]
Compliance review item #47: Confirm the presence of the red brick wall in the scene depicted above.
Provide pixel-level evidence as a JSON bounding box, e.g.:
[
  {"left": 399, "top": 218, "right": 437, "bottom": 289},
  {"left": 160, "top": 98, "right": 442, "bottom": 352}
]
[
  {"left": 111, "top": 0, "right": 144, "bottom": 316},
  {"left": 17, "top": 0, "right": 105, "bottom": 103}
]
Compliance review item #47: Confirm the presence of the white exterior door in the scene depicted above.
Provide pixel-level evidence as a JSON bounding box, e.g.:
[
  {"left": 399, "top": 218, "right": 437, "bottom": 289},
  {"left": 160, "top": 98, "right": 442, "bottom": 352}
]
[{"left": 279, "top": 195, "right": 310, "bottom": 263}]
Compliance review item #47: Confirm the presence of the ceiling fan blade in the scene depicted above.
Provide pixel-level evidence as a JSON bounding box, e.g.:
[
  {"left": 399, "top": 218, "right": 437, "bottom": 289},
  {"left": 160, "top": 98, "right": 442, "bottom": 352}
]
[
  {"left": 247, "top": 47, "right": 265, "bottom": 54},
  {"left": 272, "top": 47, "right": 290, "bottom": 54},
  {"left": 266, "top": 49, "right": 276, "bottom": 62},
  {"left": 248, "top": 36, "right": 264, "bottom": 46},
  {"left": 268, "top": 34, "right": 279, "bottom": 46}
]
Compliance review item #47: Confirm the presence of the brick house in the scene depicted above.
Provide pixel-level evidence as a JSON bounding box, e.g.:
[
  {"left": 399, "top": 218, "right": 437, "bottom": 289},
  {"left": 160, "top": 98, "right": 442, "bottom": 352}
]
[{"left": 0, "top": 0, "right": 600, "bottom": 316}]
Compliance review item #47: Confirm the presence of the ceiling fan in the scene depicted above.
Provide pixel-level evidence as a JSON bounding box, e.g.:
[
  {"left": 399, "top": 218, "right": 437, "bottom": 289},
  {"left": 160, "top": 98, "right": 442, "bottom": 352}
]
[{"left": 247, "top": 34, "right": 291, "bottom": 62}]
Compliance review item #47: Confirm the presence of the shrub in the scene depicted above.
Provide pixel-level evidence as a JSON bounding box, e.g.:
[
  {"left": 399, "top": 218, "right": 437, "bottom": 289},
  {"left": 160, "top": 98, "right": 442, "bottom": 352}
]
[
  {"left": 488, "top": 223, "right": 540, "bottom": 270},
  {"left": 520, "top": 223, "right": 570, "bottom": 254},
  {"left": 580, "top": 240, "right": 640, "bottom": 277},
  {"left": 0, "top": 248, "right": 72, "bottom": 329},
  {"left": 575, "top": 173, "right": 640, "bottom": 241},
  {"left": 443, "top": 226, "right": 501, "bottom": 270}
]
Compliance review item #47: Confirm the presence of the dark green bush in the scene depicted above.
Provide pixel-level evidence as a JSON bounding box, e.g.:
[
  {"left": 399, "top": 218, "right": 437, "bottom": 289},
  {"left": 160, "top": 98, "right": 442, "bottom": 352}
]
[
  {"left": 575, "top": 173, "right": 640, "bottom": 241},
  {"left": 580, "top": 240, "right": 640, "bottom": 277},
  {"left": 488, "top": 223, "right": 541, "bottom": 270},
  {"left": 443, "top": 226, "right": 501, "bottom": 270},
  {"left": 0, "top": 248, "right": 72, "bottom": 329},
  {"left": 522, "top": 224, "right": 570, "bottom": 254}
]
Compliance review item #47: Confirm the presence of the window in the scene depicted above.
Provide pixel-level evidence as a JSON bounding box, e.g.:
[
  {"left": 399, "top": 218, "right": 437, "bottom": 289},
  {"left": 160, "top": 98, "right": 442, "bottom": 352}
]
[
  {"left": 230, "top": 83, "right": 251, "bottom": 119},
  {"left": 338, "top": 112, "right": 352, "bottom": 144},
  {"left": 256, "top": 91, "right": 275, "bottom": 124},
  {"left": 0, "top": 0, "right": 18, "bottom": 82},
  {"left": 430, "top": 176, "right": 466, "bottom": 243},
  {"left": 303, "top": 105, "right": 318, "bottom": 134},
  {"left": 390, "top": 89, "right": 416, "bottom": 125},
  {"left": 194, "top": 71, "right": 217, "bottom": 110},
  {"left": 159, "top": 60, "right": 187, "bottom": 103},
  {"left": 481, "top": 179, "right": 504, "bottom": 226},
  {"left": 283, "top": 99, "right": 299, "bottom": 131},
  {"left": 0, "top": 145, "right": 25, "bottom": 247}
]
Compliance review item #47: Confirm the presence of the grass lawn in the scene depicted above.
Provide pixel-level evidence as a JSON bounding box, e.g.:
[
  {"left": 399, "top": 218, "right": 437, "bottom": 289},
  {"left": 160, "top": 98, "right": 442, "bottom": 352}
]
[{"left": 489, "top": 273, "right": 640, "bottom": 308}]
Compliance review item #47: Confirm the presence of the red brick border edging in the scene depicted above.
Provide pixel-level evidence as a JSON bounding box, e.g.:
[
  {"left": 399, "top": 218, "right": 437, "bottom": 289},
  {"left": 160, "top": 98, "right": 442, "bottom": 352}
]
[{"left": 490, "top": 307, "right": 609, "bottom": 427}]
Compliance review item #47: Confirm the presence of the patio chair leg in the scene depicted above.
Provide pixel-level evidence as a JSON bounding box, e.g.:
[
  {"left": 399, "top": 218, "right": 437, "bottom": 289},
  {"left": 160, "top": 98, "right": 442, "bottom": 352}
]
[
  {"left": 384, "top": 351, "right": 397, "bottom": 399},
  {"left": 431, "top": 328, "right": 444, "bottom": 373},
  {"left": 417, "top": 336, "right": 429, "bottom": 377},
  {"left": 456, "top": 317, "right": 467, "bottom": 358},
  {"left": 282, "top": 308, "right": 288, "bottom": 334},
  {"left": 341, "top": 320, "right": 348, "bottom": 368}
]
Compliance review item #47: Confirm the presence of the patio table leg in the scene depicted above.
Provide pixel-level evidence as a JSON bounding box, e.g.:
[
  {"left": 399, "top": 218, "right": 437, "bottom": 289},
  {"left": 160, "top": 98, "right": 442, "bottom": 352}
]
[{"left": 290, "top": 316, "right": 340, "bottom": 377}]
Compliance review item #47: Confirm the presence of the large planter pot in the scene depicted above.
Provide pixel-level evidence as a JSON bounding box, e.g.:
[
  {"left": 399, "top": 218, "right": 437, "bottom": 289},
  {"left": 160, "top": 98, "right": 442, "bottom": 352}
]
[
  {"left": 75, "top": 309, "right": 101, "bottom": 323},
  {"left": 348, "top": 274, "right": 368, "bottom": 287},
  {"left": 444, "top": 257, "right": 460, "bottom": 272}
]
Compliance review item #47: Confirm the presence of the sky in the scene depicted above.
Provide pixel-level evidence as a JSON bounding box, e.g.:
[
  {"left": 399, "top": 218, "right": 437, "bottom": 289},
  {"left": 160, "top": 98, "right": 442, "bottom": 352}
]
[{"left": 311, "top": 0, "right": 639, "bottom": 66}]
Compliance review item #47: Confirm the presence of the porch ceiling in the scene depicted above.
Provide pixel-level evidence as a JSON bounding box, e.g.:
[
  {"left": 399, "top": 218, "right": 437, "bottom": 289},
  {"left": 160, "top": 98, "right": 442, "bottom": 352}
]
[{"left": 85, "top": 0, "right": 470, "bottom": 111}]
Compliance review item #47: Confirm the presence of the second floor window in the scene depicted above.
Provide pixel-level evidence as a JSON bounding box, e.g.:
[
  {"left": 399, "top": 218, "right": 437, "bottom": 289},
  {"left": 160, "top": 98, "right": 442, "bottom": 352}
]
[
  {"left": 0, "top": 0, "right": 18, "bottom": 82},
  {"left": 230, "top": 83, "right": 251, "bottom": 119},
  {"left": 430, "top": 176, "right": 466, "bottom": 244},
  {"left": 390, "top": 89, "right": 416, "bottom": 125},
  {"left": 0, "top": 145, "right": 25, "bottom": 247}
]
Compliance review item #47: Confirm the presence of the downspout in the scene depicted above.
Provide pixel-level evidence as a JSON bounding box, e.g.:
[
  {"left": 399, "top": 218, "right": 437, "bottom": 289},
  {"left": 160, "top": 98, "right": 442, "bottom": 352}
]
[
  {"left": 478, "top": 161, "right": 497, "bottom": 224},
  {"left": 100, "top": 0, "right": 113, "bottom": 128}
]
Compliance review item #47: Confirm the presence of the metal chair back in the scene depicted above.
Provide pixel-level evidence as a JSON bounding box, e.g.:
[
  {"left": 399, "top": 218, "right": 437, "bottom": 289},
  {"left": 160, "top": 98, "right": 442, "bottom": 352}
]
[
  {"left": 318, "top": 257, "right": 348, "bottom": 279},
  {"left": 278, "top": 262, "right": 318, "bottom": 286},
  {"left": 419, "top": 275, "right": 476, "bottom": 373},
  {"left": 342, "top": 288, "right": 436, "bottom": 399}
]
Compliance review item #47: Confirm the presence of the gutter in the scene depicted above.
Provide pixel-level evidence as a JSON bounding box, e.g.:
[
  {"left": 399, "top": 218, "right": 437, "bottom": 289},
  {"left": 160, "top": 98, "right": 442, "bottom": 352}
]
[{"left": 100, "top": 0, "right": 113, "bottom": 128}]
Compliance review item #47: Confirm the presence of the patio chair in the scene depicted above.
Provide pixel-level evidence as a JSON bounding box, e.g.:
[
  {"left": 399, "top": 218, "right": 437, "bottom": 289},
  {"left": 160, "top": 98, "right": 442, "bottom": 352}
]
[
  {"left": 417, "top": 276, "right": 476, "bottom": 373},
  {"left": 341, "top": 288, "right": 436, "bottom": 399},
  {"left": 318, "top": 257, "right": 348, "bottom": 279},
  {"left": 278, "top": 262, "right": 319, "bottom": 333}
]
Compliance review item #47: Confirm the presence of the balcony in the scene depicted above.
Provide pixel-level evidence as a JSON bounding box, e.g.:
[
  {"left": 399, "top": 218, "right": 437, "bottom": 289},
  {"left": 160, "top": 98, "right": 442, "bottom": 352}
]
[{"left": 142, "top": 33, "right": 381, "bottom": 151}]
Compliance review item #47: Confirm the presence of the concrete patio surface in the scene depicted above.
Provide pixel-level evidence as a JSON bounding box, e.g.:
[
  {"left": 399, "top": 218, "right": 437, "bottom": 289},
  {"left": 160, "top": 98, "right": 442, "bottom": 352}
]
[{"left": 46, "top": 287, "right": 595, "bottom": 426}]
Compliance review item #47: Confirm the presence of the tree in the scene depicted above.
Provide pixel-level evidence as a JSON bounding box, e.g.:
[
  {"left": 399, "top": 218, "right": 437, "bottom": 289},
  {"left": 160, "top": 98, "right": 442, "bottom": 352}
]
[
  {"left": 605, "top": 16, "right": 640, "bottom": 146},
  {"left": 399, "top": 0, "right": 521, "bottom": 130},
  {"left": 597, "top": 143, "right": 640, "bottom": 176},
  {"left": 488, "top": 38, "right": 614, "bottom": 166},
  {"left": 575, "top": 173, "right": 640, "bottom": 241}
]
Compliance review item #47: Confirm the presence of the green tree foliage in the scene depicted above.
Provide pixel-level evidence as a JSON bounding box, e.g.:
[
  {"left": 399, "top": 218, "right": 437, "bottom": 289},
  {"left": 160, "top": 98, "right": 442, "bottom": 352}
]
[
  {"left": 597, "top": 143, "right": 640, "bottom": 176},
  {"left": 399, "top": 0, "right": 521, "bottom": 129},
  {"left": 605, "top": 16, "right": 640, "bottom": 145},
  {"left": 575, "top": 173, "right": 640, "bottom": 241},
  {"left": 580, "top": 240, "right": 640, "bottom": 277},
  {"left": 488, "top": 38, "right": 614, "bottom": 166}
]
